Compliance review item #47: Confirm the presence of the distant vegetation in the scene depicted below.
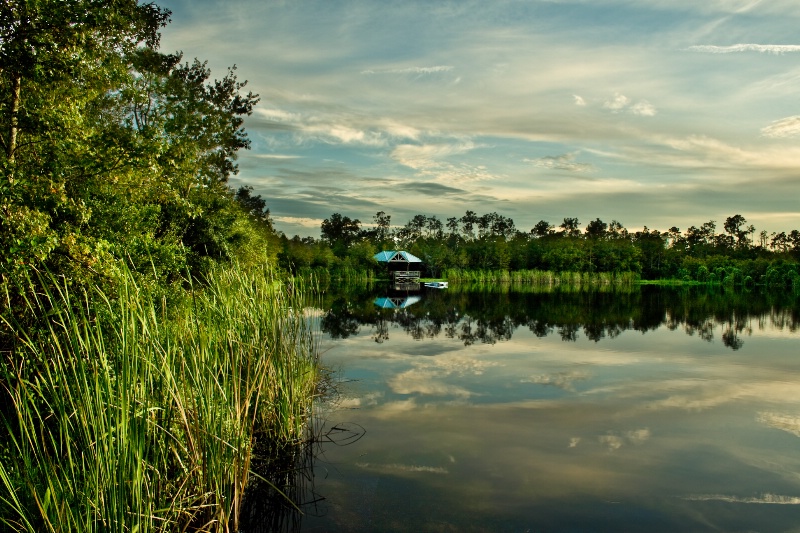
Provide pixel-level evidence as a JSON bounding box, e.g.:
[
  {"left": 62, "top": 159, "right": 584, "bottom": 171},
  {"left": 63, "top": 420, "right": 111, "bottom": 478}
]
[{"left": 280, "top": 211, "right": 800, "bottom": 289}]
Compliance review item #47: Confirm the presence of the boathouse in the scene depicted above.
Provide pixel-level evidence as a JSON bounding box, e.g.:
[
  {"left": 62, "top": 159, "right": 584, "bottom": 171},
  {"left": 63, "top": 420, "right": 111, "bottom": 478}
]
[{"left": 373, "top": 250, "right": 423, "bottom": 284}]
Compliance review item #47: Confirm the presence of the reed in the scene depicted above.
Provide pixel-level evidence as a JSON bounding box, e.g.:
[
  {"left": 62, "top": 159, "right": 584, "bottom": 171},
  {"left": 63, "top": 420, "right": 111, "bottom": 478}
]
[
  {"left": 0, "top": 263, "right": 319, "bottom": 532},
  {"left": 442, "top": 268, "right": 638, "bottom": 287}
]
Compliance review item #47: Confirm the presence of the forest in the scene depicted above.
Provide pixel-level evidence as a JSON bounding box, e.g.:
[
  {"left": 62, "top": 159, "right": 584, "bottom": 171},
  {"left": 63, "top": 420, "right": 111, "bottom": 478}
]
[
  {"left": 0, "top": 2, "right": 283, "bottom": 301},
  {"left": 279, "top": 210, "right": 800, "bottom": 288}
]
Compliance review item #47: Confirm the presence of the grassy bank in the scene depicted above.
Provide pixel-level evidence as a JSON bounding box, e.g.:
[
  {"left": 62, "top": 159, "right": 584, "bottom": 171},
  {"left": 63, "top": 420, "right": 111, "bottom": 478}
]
[
  {"left": 442, "top": 268, "right": 639, "bottom": 286},
  {"left": 0, "top": 264, "right": 319, "bottom": 532}
]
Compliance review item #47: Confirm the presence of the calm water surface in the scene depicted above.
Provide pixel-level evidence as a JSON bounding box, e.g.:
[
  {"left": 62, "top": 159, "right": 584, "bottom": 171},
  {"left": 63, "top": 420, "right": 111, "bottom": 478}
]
[{"left": 295, "top": 285, "right": 800, "bottom": 532}]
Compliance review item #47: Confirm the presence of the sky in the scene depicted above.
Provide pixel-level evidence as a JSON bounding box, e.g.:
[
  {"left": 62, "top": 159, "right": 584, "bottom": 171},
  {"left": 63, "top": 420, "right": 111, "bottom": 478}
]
[{"left": 155, "top": 0, "right": 800, "bottom": 238}]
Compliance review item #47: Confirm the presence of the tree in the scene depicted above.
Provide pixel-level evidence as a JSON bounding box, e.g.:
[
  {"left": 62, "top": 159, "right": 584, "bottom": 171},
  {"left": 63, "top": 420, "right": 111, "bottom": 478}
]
[
  {"left": 790, "top": 230, "right": 800, "bottom": 253},
  {"left": 585, "top": 218, "right": 608, "bottom": 239},
  {"left": 123, "top": 50, "right": 261, "bottom": 271},
  {"left": 489, "top": 213, "right": 515, "bottom": 239},
  {"left": 1, "top": 0, "right": 169, "bottom": 162},
  {"left": 1, "top": 1, "right": 173, "bottom": 282},
  {"left": 632, "top": 228, "right": 667, "bottom": 277},
  {"left": 425, "top": 215, "right": 444, "bottom": 239},
  {"left": 771, "top": 232, "right": 789, "bottom": 253},
  {"left": 235, "top": 185, "right": 272, "bottom": 228},
  {"left": 477, "top": 213, "right": 492, "bottom": 239},
  {"left": 407, "top": 214, "right": 427, "bottom": 239},
  {"left": 446, "top": 217, "right": 459, "bottom": 238},
  {"left": 372, "top": 210, "right": 391, "bottom": 246},
  {"left": 460, "top": 210, "right": 478, "bottom": 240},
  {"left": 531, "top": 220, "right": 554, "bottom": 238},
  {"left": 759, "top": 230, "right": 769, "bottom": 249},
  {"left": 608, "top": 220, "right": 627, "bottom": 239},
  {"left": 667, "top": 226, "right": 682, "bottom": 247},
  {"left": 701, "top": 220, "right": 717, "bottom": 244},
  {"left": 723, "top": 214, "right": 750, "bottom": 249},
  {"left": 0, "top": 1, "right": 266, "bottom": 285},
  {"left": 321, "top": 213, "right": 361, "bottom": 254},
  {"left": 559, "top": 217, "right": 581, "bottom": 237}
]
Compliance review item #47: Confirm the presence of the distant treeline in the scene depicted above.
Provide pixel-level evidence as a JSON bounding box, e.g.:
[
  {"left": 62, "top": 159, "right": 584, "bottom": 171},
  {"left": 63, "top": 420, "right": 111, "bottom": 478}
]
[{"left": 279, "top": 211, "right": 800, "bottom": 288}]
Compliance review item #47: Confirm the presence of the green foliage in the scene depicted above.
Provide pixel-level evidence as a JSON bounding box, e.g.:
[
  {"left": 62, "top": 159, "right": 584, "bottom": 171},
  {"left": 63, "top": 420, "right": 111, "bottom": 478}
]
[
  {"left": 0, "top": 263, "right": 318, "bottom": 532},
  {"left": 294, "top": 210, "right": 798, "bottom": 288},
  {"left": 320, "top": 213, "right": 361, "bottom": 255},
  {"left": 1, "top": 0, "right": 275, "bottom": 306}
]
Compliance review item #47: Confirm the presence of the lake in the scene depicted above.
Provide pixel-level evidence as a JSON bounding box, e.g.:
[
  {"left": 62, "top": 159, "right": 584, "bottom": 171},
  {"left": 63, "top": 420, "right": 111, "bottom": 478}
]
[{"left": 250, "top": 284, "right": 800, "bottom": 532}]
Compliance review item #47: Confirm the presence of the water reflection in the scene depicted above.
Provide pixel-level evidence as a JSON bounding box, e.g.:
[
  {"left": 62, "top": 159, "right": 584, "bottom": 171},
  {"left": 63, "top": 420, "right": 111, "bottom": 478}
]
[
  {"left": 320, "top": 285, "right": 800, "bottom": 350},
  {"left": 239, "top": 438, "right": 315, "bottom": 533},
  {"left": 239, "top": 423, "right": 365, "bottom": 532},
  {"left": 303, "top": 285, "right": 800, "bottom": 532}
]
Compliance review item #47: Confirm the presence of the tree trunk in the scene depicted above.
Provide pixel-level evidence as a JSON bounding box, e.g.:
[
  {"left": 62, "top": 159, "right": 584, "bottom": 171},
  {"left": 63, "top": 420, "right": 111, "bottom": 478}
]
[{"left": 8, "top": 73, "right": 21, "bottom": 162}]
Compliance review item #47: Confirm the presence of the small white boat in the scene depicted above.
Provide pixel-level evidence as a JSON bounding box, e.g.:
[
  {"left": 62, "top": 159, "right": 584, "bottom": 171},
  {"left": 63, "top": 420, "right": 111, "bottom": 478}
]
[{"left": 424, "top": 281, "right": 448, "bottom": 289}]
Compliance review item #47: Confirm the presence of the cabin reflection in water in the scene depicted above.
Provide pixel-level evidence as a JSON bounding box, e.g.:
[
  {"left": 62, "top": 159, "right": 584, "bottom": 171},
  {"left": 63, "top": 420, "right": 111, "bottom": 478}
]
[{"left": 373, "top": 295, "right": 421, "bottom": 309}]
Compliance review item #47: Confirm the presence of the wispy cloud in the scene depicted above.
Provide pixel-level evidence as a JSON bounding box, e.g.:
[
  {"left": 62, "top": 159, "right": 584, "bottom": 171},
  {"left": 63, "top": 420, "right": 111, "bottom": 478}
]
[
  {"left": 272, "top": 215, "right": 323, "bottom": 228},
  {"left": 590, "top": 131, "right": 800, "bottom": 174},
  {"left": 356, "top": 462, "right": 449, "bottom": 474},
  {"left": 388, "top": 353, "right": 499, "bottom": 398},
  {"left": 525, "top": 153, "right": 595, "bottom": 173},
  {"left": 255, "top": 108, "right": 303, "bottom": 122},
  {"left": 391, "top": 141, "right": 499, "bottom": 185},
  {"left": 683, "top": 494, "right": 800, "bottom": 504},
  {"left": 254, "top": 107, "right": 423, "bottom": 147},
  {"left": 602, "top": 93, "right": 657, "bottom": 116},
  {"left": 522, "top": 370, "right": 591, "bottom": 391},
  {"left": 598, "top": 428, "right": 651, "bottom": 451},
  {"left": 687, "top": 44, "right": 800, "bottom": 54},
  {"left": 573, "top": 94, "right": 587, "bottom": 106},
  {"left": 248, "top": 154, "right": 302, "bottom": 160},
  {"left": 603, "top": 92, "right": 630, "bottom": 112},
  {"left": 362, "top": 65, "right": 454, "bottom": 75},
  {"left": 392, "top": 142, "right": 479, "bottom": 170},
  {"left": 394, "top": 181, "right": 466, "bottom": 195},
  {"left": 302, "top": 123, "right": 386, "bottom": 146},
  {"left": 337, "top": 392, "right": 383, "bottom": 409},
  {"left": 757, "top": 412, "right": 800, "bottom": 437},
  {"left": 761, "top": 116, "right": 800, "bottom": 138},
  {"left": 631, "top": 101, "right": 657, "bottom": 116}
]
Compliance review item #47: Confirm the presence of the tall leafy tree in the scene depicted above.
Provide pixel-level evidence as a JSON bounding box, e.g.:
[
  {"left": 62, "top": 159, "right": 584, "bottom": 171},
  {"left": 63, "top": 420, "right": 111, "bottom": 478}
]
[
  {"left": 321, "top": 213, "right": 361, "bottom": 255},
  {"left": 585, "top": 218, "right": 608, "bottom": 239},
  {"left": 1, "top": 0, "right": 266, "bottom": 291},
  {"left": 559, "top": 217, "right": 581, "bottom": 237},
  {"left": 531, "top": 220, "right": 554, "bottom": 237},
  {"left": 372, "top": 210, "right": 392, "bottom": 247},
  {"left": 1, "top": 0, "right": 168, "bottom": 161},
  {"left": 1, "top": 0, "right": 171, "bottom": 283}
]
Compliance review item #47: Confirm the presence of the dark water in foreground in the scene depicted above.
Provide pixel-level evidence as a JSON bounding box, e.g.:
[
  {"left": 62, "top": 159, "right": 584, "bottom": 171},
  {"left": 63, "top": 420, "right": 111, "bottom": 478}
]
[{"left": 268, "top": 285, "right": 800, "bottom": 532}]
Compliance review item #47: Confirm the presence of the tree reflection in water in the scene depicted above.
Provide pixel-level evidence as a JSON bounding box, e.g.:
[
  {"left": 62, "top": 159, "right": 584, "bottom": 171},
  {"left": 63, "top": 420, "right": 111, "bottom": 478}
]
[{"left": 319, "top": 284, "right": 800, "bottom": 351}]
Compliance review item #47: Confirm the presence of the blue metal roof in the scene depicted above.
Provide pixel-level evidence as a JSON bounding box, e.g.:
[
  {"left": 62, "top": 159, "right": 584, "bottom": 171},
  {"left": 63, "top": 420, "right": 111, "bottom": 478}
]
[
  {"left": 373, "top": 250, "right": 423, "bottom": 263},
  {"left": 373, "top": 295, "right": 422, "bottom": 309}
]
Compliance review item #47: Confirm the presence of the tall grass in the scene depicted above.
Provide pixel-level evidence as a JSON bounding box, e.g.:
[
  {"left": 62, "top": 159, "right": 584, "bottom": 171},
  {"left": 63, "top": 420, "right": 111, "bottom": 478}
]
[
  {"left": 442, "top": 268, "right": 638, "bottom": 287},
  {"left": 294, "top": 266, "right": 375, "bottom": 290},
  {"left": 0, "top": 263, "right": 319, "bottom": 532}
]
